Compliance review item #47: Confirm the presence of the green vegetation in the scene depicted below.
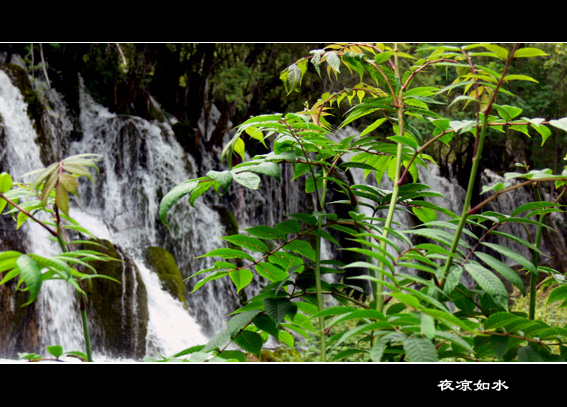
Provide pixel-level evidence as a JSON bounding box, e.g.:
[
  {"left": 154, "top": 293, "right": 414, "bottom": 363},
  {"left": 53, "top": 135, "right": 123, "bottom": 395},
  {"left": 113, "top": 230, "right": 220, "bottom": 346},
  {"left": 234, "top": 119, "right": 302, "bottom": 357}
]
[
  {"left": 0, "top": 155, "right": 118, "bottom": 362},
  {"left": 160, "top": 43, "right": 567, "bottom": 362},
  {"left": 3, "top": 43, "right": 567, "bottom": 363}
]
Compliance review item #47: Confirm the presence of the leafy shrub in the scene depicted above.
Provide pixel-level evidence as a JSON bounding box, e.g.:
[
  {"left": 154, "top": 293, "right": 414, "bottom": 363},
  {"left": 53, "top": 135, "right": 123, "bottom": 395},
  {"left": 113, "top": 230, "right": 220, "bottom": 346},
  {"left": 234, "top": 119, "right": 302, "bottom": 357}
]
[{"left": 157, "top": 43, "right": 567, "bottom": 362}]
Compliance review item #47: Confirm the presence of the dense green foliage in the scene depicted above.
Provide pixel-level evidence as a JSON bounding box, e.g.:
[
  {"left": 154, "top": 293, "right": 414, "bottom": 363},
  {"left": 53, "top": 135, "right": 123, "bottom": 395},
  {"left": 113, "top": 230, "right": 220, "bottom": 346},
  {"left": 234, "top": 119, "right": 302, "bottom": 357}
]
[
  {"left": 159, "top": 43, "right": 567, "bottom": 362},
  {"left": 0, "top": 155, "right": 117, "bottom": 362}
]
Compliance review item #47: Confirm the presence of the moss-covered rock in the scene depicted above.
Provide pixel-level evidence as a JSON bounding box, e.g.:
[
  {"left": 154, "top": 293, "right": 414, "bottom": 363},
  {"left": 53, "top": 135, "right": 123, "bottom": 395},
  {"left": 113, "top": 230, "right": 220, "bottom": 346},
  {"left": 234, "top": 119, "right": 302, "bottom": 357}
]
[
  {"left": 143, "top": 246, "right": 187, "bottom": 306},
  {"left": 82, "top": 239, "right": 149, "bottom": 360}
]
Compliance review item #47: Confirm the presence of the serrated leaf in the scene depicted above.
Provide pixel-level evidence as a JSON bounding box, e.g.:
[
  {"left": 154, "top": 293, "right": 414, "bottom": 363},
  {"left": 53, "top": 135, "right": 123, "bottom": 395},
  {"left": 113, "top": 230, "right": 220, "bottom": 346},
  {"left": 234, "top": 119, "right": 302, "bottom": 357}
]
[
  {"left": 403, "top": 336, "right": 438, "bottom": 362},
  {"left": 264, "top": 297, "right": 293, "bottom": 326},
  {"left": 236, "top": 161, "right": 281, "bottom": 182},
  {"left": 474, "top": 251, "right": 525, "bottom": 295},
  {"left": 59, "top": 172, "right": 79, "bottom": 195},
  {"left": 324, "top": 51, "right": 341, "bottom": 73},
  {"left": 255, "top": 262, "right": 288, "bottom": 282},
  {"left": 517, "top": 345, "right": 544, "bottom": 362},
  {"left": 207, "top": 170, "right": 233, "bottom": 193},
  {"left": 221, "top": 234, "right": 269, "bottom": 253},
  {"left": 16, "top": 255, "right": 42, "bottom": 306},
  {"left": 232, "top": 171, "right": 261, "bottom": 190},
  {"left": 233, "top": 330, "right": 264, "bottom": 355},
  {"left": 245, "top": 225, "right": 285, "bottom": 240},
  {"left": 229, "top": 269, "right": 253, "bottom": 293},
  {"left": 482, "top": 43, "right": 509, "bottom": 60},
  {"left": 253, "top": 314, "right": 280, "bottom": 339},
  {"left": 464, "top": 261, "right": 509, "bottom": 311},
  {"left": 55, "top": 182, "right": 70, "bottom": 215},
  {"left": 547, "top": 286, "right": 567, "bottom": 306},
  {"left": 0, "top": 172, "right": 13, "bottom": 194},
  {"left": 549, "top": 118, "right": 567, "bottom": 133},
  {"left": 61, "top": 162, "right": 95, "bottom": 183},
  {"left": 289, "top": 212, "right": 317, "bottom": 226},
  {"left": 159, "top": 180, "right": 199, "bottom": 225},
  {"left": 196, "top": 248, "right": 255, "bottom": 262},
  {"left": 41, "top": 170, "right": 58, "bottom": 208},
  {"left": 513, "top": 47, "right": 548, "bottom": 58},
  {"left": 268, "top": 251, "right": 303, "bottom": 272},
  {"left": 369, "top": 332, "right": 406, "bottom": 362},
  {"left": 227, "top": 310, "right": 262, "bottom": 337},
  {"left": 284, "top": 240, "right": 316, "bottom": 262},
  {"left": 481, "top": 242, "right": 536, "bottom": 274},
  {"left": 490, "top": 335, "right": 509, "bottom": 361},
  {"left": 285, "top": 63, "right": 302, "bottom": 94},
  {"left": 46, "top": 345, "right": 64, "bottom": 359}
]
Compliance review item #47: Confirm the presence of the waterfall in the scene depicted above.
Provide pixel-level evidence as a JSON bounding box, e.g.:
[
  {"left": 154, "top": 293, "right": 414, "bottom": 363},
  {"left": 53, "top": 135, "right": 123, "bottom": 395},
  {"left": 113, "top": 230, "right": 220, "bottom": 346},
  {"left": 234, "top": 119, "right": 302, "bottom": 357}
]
[
  {"left": 2, "top": 59, "right": 565, "bottom": 361},
  {"left": 0, "top": 68, "right": 85, "bottom": 354},
  {"left": 0, "top": 67, "right": 222, "bottom": 360}
]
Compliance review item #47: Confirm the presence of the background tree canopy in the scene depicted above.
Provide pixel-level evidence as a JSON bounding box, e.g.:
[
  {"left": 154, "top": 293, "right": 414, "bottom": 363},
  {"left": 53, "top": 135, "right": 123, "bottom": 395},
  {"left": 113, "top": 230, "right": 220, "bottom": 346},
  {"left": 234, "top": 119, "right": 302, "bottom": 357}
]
[{"left": 2, "top": 42, "right": 566, "bottom": 199}]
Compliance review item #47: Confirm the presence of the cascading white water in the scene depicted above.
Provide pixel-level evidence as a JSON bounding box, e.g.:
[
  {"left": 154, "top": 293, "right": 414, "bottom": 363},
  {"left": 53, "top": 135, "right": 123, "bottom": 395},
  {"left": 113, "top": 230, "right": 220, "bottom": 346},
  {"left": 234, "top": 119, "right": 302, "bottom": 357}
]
[
  {"left": 0, "top": 68, "right": 222, "bottom": 359},
  {"left": 0, "top": 68, "right": 85, "bottom": 353}
]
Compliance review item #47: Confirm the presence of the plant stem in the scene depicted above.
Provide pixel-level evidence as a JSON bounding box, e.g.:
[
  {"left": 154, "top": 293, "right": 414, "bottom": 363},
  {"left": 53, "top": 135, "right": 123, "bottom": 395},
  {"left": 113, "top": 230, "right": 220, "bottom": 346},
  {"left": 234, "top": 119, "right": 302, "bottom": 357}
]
[
  {"left": 438, "top": 113, "right": 489, "bottom": 288},
  {"left": 376, "top": 44, "right": 404, "bottom": 312},
  {"left": 529, "top": 187, "right": 545, "bottom": 320},
  {"left": 314, "top": 169, "right": 329, "bottom": 362},
  {"left": 439, "top": 44, "right": 519, "bottom": 290},
  {"left": 54, "top": 204, "right": 93, "bottom": 362}
]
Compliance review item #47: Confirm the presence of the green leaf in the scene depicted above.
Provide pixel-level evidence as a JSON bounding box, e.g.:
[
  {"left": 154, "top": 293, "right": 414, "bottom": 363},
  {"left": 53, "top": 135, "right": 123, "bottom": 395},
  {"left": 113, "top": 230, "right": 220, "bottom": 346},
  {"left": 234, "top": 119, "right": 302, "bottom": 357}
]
[
  {"left": 547, "top": 286, "right": 567, "bottom": 306},
  {"left": 513, "top": 47, "right": 548, "bottom": 58},
  {"left": 494, "top": 104, "right": 522, "bottom": 121},
  {"left": 325, "top": 51, "right": 341, "bottom": 73},
  {"left": 232, "top": 171, "right": 261, "bottom": 190},
  {"left": 233, "top": 330, "right": 264, "bottom": 355},
  {"left": 403, "top": 336, "right": 438, "bottom": 362},
  {"left": 245, "top": 225, "right": 286, "bottom": 240},
  {"left": 289, "top": 213, "right": 318, "bottom": 226},
  {"left": 207, "top": 170, "right": 233, "bottom": 193},
  {"left": 0, "top": 172, "right": 13, "bottom": 194},
  {"left": 490, "top": 335, "right": 509, "bottom": 361},
  {"left": 229, "top": 269, "right": 253, "bottom": 293},
  {"left": 549, "top": 118, "right": 567, "bottom": 133},
  {"left": 16, "top": 255, "right": 42, "bottom": 306},
  {"left": 481, "top": 242, "right": 536, "bottom": 274},
  {"left": 221, "top": 234, "right": 269, "bottom": 253},
  {"left": 253, "top": 314, "right": 280, "bottom": 339},
  {"left": 159, "top": 180, "right": 199, "bottom": 225},
  {"left": 285, "top": 63, "right": 302, "bottom": 94},
  {"left": 412, "top": 206, "right": 437, "bottom": 223},
  {"left": 46, "top": 345, "right": 64, "bottom": 359},
  {"left": 474, "top": 251, "right": 526, "bottom": 295},
  {"left": 227, "top": 310, "right": 262, "bottom": 337},
  {"left": 517, "top": 345, "right": 544, "bottom": 362},
  {"left": 512, "top": 201, "right": 560, "bottom": 217},
  {"left": 481, "top": 43, "right": 509, "bottom": 60},
  {"left": 269, "top": 252, "right": 303, "bottom": 272},
  {"left": 284, "top": 240, "right": 316, "bottom": 262},
  {"left": 236, "top": 161, "right": 281, "bottom": 182},
  {"left": 264, "top": 297, "right": 294, "bottom": 326},
  {"left": 196, "top": 248, "right": 255, "bottom": 262},
  {"left": 55, "top": 182, "right": 70, "bottom": 215},
  {"left": 464, "top": 261, "right": 509, "bottom": 311},
  {"left": 369, "top": 332, "right": 406, "bottom": 362},
  {"left": 275, "top": 219, "right": 301, "bottom": 235},
  {"left": 420, "top": 313, "right": 436, "bottom": 339},
  {"left": 255, "top": 262, "right": 288, "bottom": 282}
]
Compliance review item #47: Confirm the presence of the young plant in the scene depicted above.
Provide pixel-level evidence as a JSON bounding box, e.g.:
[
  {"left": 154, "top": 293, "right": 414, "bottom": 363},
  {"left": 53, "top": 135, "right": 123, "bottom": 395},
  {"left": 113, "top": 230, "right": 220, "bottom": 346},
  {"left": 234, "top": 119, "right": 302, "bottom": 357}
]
[
  {"left": 0, "top": 154, "right": 118, "bottom": 362},
  {"left": 160, "top": 43, "right": 567, "bottom": 362}
]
